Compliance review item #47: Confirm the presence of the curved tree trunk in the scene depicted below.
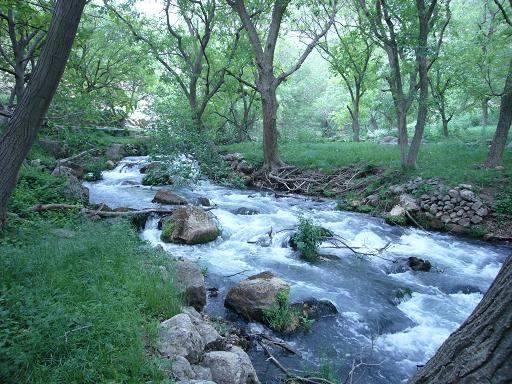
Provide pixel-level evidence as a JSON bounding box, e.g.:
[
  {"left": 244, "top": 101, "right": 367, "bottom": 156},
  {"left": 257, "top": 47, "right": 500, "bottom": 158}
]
[
  {"left": 485, "top": 60, "right": 512, "bottom": 168},
  {"left": 409, "top": 255, "right": 512, "bottom": 383},
  {"left": 0, "top": 0, "right": 86, "bottom": 228}
]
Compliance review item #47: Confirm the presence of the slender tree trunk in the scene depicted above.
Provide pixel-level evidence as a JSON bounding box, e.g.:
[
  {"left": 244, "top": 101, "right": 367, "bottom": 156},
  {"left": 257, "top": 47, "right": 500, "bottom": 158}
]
[
  {"left": 482, "top": 97, "right": 489, "bottom": 134},
  {"left": 409, "top": 255, "right": 512, "bottom": 383},
  {"left": 484, "top": 60, "right": 512, "bottom": 168},
  {"left": 261, "top": 83, "right": 283, "bottom": 170},
  {"left": 405, "top": 0, "right": 429, "bottom": 169},
  {"left": 397, "top": 108, "right": 409, "bottom": 167},
  {"left": 442, "top": 116, "right": 449, "bottom": 137},
  {"left": 370, "top": 115, "right": 378, "bottom": 131},
  {"left": 0, "top": 0, "right": 86, "bottom": 228},
  {"left": 351, "top": 100, "right": 361, "bottom": 142}
]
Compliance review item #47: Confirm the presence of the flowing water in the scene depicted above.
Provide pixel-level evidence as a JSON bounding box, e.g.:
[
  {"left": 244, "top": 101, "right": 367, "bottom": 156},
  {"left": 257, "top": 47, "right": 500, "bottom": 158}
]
[{"left": 85, "top": 157, "right": 510, "bottom": 383}]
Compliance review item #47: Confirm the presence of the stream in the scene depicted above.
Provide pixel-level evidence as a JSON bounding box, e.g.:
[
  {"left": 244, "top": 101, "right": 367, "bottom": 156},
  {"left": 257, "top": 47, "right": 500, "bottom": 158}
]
[{"left": 85, "top": 156, "right": 510, "bottom": 383}]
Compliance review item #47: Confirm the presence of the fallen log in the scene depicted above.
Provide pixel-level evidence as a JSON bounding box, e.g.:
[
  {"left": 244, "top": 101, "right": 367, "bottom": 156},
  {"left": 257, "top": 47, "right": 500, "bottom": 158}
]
[{"left": 28, "top": 203, "right": 177, "bottom": 217}]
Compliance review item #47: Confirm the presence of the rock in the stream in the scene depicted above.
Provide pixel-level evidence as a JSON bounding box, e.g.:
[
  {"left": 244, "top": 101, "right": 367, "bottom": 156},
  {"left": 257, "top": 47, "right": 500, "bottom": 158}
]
[
  {"left": 140, "top": 161, "right": 161, "bottom": 173},
  {"left": 105, "top": 160, "right": 116, "bottom": 170},
  {"left": 175, "top": 260, "right": 207, "bottom": 311},
  {"left": 203, "top": 346, "right": 260, "bottom": 384},
  {"left": 197, "top": 197, "right": 211, "bottom": 207},
  {"left": 153, "top": 189, "right": 188, "bottom": 205},
  {"left": 231, "top": 207, "right": 259, "bottom": 215},
  {"left": 105, "top": 143, "right": 125, "bottom": 161},
  {"left": 389, "top": 257, "right": 432, "bottom": 273},
  {"left": 224, "top": 272, "right": 289, "bottom": 322},
  {"left": 161, "top": 206, "right": 219, "bottom": 245},
  {"left": 290, "top": 298, "right": 338, "bottom": 319}
]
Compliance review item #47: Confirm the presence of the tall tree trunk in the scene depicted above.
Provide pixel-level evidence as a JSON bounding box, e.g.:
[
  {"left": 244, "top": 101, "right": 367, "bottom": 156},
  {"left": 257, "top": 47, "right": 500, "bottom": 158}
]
[
  {"left": 409, "top": 255, "right": 512, "bottom": 383},
  {"left": 0, "top": 0, "right": 86, "bottom": 228},
  {"left": 405, "top": 0, "right": 429, "bottom": 169},
  {"left": 350, "top": 100, "right": 361, "bottom": 142},
  {"left": 261, "top": 84, "right": 283, "bottom": 170},
  {"left": 442, "top": 116, "right": 449, "bottom": 137},
  {"left": 482, "top": 97, "right": 490, "bottom": 135},
  {"left": 397, "top": 109, "right": 409, "bottom": 167},
  {"left": 484, "top": 60, "right": 512, "bottom": 168}
]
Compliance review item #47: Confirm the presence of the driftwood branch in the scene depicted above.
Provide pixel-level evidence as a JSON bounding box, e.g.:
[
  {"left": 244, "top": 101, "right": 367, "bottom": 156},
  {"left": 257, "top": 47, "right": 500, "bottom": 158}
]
[{"left": 28, "top": 204, "right": 177, "bottom": 218}]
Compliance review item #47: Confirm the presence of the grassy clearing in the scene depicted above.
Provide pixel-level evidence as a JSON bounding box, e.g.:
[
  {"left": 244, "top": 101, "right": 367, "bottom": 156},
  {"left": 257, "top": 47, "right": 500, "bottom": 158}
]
[
  {"left": 224, "top": 139, "right": 512, "bottom": 187},
  {"left": 0, "top": 219, "right": 181, "bottom": 384}
]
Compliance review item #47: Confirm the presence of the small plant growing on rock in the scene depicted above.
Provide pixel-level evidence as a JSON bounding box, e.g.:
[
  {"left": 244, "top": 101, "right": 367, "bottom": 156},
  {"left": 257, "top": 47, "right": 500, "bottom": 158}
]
[
  {"left": 263, "top": 290, "right": 315, "bottom": 333},
  {"left": 291, "top": 217, "right": 331, "bottom": 262}
]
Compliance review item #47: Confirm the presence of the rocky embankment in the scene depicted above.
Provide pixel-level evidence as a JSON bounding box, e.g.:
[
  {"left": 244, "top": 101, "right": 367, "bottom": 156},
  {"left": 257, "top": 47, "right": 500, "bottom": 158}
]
[{"left": 221, "top": 152, "right": 511, "bottom": 242}]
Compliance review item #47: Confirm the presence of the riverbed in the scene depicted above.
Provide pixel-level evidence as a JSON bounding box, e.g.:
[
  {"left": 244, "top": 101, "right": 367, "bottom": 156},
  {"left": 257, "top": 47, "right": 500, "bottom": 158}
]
[{"left": 85, "top": 157, "right": 510, "bottom": 383}]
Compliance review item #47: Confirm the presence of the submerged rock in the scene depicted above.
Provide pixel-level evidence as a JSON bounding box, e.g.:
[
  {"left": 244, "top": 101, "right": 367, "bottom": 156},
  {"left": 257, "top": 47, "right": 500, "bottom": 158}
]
[
  {"left": 290, "top": 298, "right": 338, "bottom": 319},
  {"left": 197, "top": 197, "right": 211, "bottom": 207},
  {"left": 153, "top": 189, "right": 188, "bottom": 205},
  {"left": 231, "top": 207, "right": 259, "bottom": 215},
  {"left": 389, "top": 257, "right": 432, "bottom": 273},
  {"left": 161, "top": 206, "right": 219, "bottom": 245},
  {"left": 224, "top": 272, "right": 289, "bottom": 322},
  {"left": 175, "top": 260, "right": 207, "bottom": 311}
]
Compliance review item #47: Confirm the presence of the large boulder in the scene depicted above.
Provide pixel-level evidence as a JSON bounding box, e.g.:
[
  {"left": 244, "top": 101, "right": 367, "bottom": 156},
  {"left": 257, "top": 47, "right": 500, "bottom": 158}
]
[
  {"left": 105, "top": 143, "right": 125, "bottom": 161},
  {"left": 161, "top": 206, "right": 219, "bottom": 245},
  {"left": 153, "top": 189, "right": 187, "bottom": 205},
  {"left": 158, "top": 314, "right": 207, "bottom": 363},
  {"left": 224, "top": 272, "right": 290, "bottom": 322},
  {"left": 140, "top": 161, "right": 162, "bottom": 174},
  {"left": 62, "top": 175, "right": 89, "bottom": 203},
  {"left": 52, "top": 162, "right": 84, "bottom": 179},
  {"left": 203, "top": 346, "right": 260, "bottom": 384},
  {"left": 39, "top": 137, "right": 70, "bottom": 159},
  {"left": 175, "top": 260, "right": 207, "bottom": 312}
]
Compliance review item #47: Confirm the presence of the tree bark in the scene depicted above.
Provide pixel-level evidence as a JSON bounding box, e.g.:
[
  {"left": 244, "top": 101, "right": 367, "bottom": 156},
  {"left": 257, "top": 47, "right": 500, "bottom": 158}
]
[
  {"left": 261, "top": 83, "right": 283, "bottom": 169},
  {"left": 0, "top": 0, "right": 86, "bottom": 228},
  {"left": 409, "top": 255, "right": 512, "bottom": 383},
  {"left": 442, "top": 116, "right": 449, "bottom": 137},
  {"left": 405, "top": 0, "right": 430, "bottom": 169},
  {"left": 485, "top": 59, "right": 512, "bottom": 168},
  {"left": 349, "top": 99, "right": 361, "bottom": 142},
  {"left": 482, "top": 97, "right": 490, "bottom": 133}
]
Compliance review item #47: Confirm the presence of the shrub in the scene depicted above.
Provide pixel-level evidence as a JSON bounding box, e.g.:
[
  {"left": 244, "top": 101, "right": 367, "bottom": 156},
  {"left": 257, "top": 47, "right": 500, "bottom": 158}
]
[
  {"left": 291, "top": 217, "right": 331, "bottom": 262},
  {"left": 263, "top": 290, "right": 297, "bottom": 333}
]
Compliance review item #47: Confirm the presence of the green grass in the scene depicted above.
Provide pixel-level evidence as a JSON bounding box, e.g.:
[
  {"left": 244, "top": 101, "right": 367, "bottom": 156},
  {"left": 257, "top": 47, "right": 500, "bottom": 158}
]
[
  {"left": 224, "top": 139, "right": 511, "bottom": 187},
  {"left": 0, "top": 219, "right": 181, "bottom": 384}
]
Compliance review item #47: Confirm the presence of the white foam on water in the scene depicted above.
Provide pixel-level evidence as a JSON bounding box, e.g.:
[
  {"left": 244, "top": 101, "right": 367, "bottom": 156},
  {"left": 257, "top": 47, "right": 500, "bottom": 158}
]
[{"left": 377, "top": 292, "right": 483, "bottom": 365}]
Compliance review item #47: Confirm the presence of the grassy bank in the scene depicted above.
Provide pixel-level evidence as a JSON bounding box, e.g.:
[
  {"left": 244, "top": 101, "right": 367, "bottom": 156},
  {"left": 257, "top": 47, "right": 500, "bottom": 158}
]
[
  {"left": 224, "top": 140, "right": 512, "bottom": 187},
  {"left": 1, "top": 126, "right": 180, "bottom": 383},
  {"left": 0, "top": 219, "right": 181, "bottom": 384}
]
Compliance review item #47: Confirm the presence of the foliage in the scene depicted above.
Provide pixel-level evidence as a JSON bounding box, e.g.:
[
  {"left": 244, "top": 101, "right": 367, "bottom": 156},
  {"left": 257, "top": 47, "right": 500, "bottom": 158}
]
[
  {"left": 292, "top": 217, "right": 331, "bottom": 262},
  {"left": 494, "top": 188, "right": 512, "bottom": 215},
  {"left": 0, "top": 219, "right": 181, "bottom": 384}
]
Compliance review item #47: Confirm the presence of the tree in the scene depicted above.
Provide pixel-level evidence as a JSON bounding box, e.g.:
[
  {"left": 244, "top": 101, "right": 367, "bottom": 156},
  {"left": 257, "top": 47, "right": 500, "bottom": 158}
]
[
  {"left": 109, "top": 0, "right": 239, "bottom": 131},
  {"left": 318, "top": 28, "right": 376, "bottom": 142},
  {"left": 358, "top": 0, "right": 451, "bottom": 168},
  {"left": 0, "top": 0, "right": 87, "bottom": 228},
  {"left": 409, "top": 255, "right": 512, "bottom": 383},
  {"left": 226, "top": 0, "right": 336, "bottom": 170},
  {"left": 0, "top": 1, "right": 50, "bottom": 110},
  {"left": 485, "top": 0, "right": 512, "bottom": 168}
]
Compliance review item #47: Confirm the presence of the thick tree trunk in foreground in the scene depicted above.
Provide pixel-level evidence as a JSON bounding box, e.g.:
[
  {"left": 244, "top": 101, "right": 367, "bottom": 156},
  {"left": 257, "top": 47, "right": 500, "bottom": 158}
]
[
  {"left": 485, "top": 60, "right": 512, "bottom": 168},
  {"left": 0, "top": 0, "right": 86, "bottom": 228},
  {"left": 409, "top": 255, "right": 512, "bottom": 383}
]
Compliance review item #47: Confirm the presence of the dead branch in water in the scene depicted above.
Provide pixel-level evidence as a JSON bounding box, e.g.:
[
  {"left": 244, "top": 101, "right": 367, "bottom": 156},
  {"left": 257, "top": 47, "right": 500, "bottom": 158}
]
[{"left": 28, "top": 204, "right": 177, "bottom": 217}]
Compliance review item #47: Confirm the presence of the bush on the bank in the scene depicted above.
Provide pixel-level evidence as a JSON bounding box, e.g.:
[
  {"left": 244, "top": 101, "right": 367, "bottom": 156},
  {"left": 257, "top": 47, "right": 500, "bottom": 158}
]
[{"left": 0, "top": 220, "right": 182, "bottom": 384}]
